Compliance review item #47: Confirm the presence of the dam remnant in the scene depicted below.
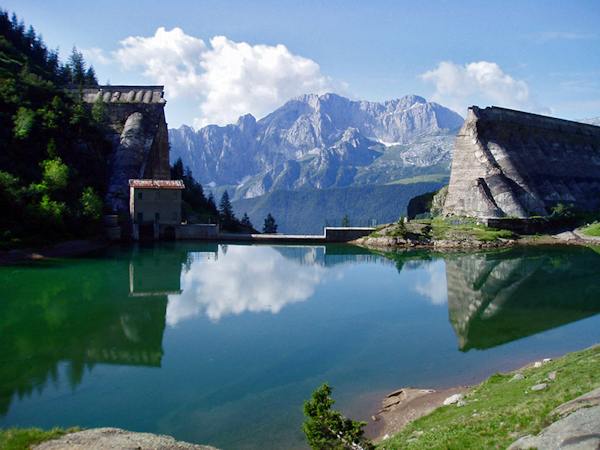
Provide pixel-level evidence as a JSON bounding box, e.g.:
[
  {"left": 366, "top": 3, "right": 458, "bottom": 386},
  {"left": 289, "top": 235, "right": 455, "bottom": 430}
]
[
  {"left": 69, "top": 86, "right": 171, "bottom": 213},
  {"left": 443, "top": 106, "right": 600, "bottom": 219}
]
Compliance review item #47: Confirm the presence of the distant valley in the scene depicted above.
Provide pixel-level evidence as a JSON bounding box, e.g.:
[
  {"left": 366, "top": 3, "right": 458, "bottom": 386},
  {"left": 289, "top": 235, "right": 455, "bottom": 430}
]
[{"left": 169, "top": 93, "right": 463, "bottom": 233}]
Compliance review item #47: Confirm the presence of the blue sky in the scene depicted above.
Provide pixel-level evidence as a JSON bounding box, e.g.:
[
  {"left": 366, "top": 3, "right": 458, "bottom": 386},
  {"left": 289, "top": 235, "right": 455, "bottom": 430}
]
[{"left": 6, "top": 0, "right": 599, "bottom": 128}]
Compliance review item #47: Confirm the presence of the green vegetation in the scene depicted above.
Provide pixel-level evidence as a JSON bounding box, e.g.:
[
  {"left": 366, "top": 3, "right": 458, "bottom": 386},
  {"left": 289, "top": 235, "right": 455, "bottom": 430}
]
[
  {"left": 0, "top": 427, "right": 83, "bottom": 450},
  {"left": 0, "top": 10, "right": 109, "bottom": 248},
  {"left": 581, "top": 221, "right": 600, "bottom": 237},
  {"left": 232, "top": 181, "right": 447, "bottom": 235},
  {"left": 262, "top": 213, "right": 278, "bottom": 234},
  {"left": 303, "top": 382, "right": 374, "bottom": 450},
  {"left": 171, "top": 157, "right": 218, "bottom": 224},
  {"left": 386, "top": 174, "right": 450, "bottom": 185},
  {"left": 378, "top": 345, "right": 600, "bottom": 449},
  {"left": 429, "top": 218, "right": 518, "bottom": 242}
]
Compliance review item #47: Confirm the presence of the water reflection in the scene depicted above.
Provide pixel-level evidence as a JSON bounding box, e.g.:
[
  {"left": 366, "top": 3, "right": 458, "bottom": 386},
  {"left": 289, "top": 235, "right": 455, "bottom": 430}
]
[
  {"left": 0, "top": 246, "right": 188, "bottom": 416},
  {"left": 445, "top": 246, "right": 600, "bottom": 351},
  {"left": 2, "top": 242, "right": 600, "bottom": 449}
]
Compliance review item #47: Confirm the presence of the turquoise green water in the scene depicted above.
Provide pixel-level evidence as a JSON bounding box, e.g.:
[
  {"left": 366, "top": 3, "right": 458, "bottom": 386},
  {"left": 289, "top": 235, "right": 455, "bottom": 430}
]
[{"left": 1, "top": 243, "right": 600, "bottom": 449}]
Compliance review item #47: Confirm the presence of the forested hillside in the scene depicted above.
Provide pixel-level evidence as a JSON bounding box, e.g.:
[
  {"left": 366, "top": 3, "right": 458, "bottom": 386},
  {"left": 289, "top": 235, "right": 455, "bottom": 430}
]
[
  {"left": 232, "top": 181, "right": 447, "bottom": 235},
  {"left": 0, "top": 10, "right": 109, "bottom": 247}
]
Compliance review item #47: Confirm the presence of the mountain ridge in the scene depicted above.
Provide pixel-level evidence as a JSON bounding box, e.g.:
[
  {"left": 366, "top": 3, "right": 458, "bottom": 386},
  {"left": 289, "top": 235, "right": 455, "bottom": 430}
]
[{"left": 169, "top": 93, "right": 464, "bottom": 198}]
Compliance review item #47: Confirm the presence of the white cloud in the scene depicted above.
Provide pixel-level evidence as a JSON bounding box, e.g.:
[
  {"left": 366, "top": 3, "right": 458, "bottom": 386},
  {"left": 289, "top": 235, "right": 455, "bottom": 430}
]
[
  {"left": 82, "top": 47, "right": 114, "bottom": 66},
  {"left": 420, "top": 61, "right": 551, "bottom": 116},
  {"left": 92, "top": 28, "right": 346, "bottom": 127},
  {"left": 166, "top": 246, "right": 333, "bottom": 324},
  {"left": 112, "top": 27, "right": 207, "bottom": 99},
  {"left": 195, "top": 36, "right": 345, "bottom": 127}
]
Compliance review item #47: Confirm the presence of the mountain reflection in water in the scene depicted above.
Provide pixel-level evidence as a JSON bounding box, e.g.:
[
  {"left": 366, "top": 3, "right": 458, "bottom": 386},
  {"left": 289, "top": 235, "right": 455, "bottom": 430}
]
[{"left": 1, "top": 243, "right": 600, "bottom": 450}]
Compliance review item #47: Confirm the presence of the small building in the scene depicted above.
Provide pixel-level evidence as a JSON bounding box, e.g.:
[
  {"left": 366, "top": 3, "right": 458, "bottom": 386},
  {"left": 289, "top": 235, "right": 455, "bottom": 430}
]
[{"left": 129, "top": 179, "right": 185, "bottom": 240}]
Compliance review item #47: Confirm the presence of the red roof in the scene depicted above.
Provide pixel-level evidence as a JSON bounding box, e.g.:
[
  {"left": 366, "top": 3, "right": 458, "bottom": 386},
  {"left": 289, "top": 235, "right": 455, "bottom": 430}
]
[{"left": 129, "top": 179, "right": 185, "bottom": 189}]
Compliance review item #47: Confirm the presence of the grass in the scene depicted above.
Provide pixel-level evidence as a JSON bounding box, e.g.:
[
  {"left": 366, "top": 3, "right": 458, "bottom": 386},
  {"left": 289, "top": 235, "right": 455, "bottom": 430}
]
[
  {"left": 377, "top": 345, "right": 600, "bottom": 450},
  {"left": 386, "top": 174, "right": 450, "bottom": 185},
  {"left": 428, "top": 218, "right": 518, "bottom": 242},
  {"left": 0, "top": 427, "right": 83, "bottom": 450},
  {"left": 581, "top": 222, "right": 600, "bottom": 237}
]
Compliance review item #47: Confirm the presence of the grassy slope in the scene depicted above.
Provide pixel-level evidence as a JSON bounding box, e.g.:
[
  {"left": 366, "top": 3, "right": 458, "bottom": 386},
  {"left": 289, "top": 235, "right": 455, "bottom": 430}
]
[
  {"left": 0, "top": 427, "right": 82, "bottom": 450},
  {"left": 378, "top": 345, "right": 600, "bottom": 450}
]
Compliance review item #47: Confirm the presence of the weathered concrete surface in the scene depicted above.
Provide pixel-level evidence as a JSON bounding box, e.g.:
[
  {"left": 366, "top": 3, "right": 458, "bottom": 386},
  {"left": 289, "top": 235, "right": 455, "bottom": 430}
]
[
  {"left": 33, "top": 428, "right": 220, "bottom": 450},
  {"left": 71, "top": 86, "right": 171, "bottom": 213},
  {"left": 444, "top": 106, "right": 600, "bottom": 219}
]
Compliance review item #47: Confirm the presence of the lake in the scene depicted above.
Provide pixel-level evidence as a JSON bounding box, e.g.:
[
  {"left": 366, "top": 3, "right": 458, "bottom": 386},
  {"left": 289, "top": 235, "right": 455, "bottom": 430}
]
[{"left": 1, "top": 243, "right": 600, "bottom": 449}]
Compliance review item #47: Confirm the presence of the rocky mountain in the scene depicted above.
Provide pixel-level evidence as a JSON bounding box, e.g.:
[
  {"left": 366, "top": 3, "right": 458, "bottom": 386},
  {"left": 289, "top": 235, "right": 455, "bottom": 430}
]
[{"left": 169, "top": 93, "right": 464, "bottom": 199}]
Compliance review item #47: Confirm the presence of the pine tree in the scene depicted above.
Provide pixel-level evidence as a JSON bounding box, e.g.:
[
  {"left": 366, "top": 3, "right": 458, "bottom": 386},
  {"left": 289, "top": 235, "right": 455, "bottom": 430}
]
[
  {"left": 241, "top": 213, "right": 253, "bottom": 228},
  {"left": 263, "top": 213, "right": 278, "bottom": 234},
  {"left": 302, "top": 382, "right": 374, "bottom": 450},
  {"left": 219, "top": 190, "right": 238, "bottom": 231}
]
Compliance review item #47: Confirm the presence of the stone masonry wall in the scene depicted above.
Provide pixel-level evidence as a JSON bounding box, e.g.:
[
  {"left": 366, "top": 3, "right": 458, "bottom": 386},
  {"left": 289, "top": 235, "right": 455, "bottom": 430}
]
[
  {"left": 443, "top": 106, "right": 600, "bottom": 218},
  {"left": 71, "top": 86, "right": 171, "bottom": 213}
]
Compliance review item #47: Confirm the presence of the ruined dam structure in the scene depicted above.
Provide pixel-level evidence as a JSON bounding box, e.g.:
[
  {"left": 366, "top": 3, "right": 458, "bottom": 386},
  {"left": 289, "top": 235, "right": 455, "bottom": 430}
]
[
  {"left": 443, "top": 106, "right": 600, "bottom": 219},
  {"left": 75, "top": 86, "right": 171, "bottom": 213}
]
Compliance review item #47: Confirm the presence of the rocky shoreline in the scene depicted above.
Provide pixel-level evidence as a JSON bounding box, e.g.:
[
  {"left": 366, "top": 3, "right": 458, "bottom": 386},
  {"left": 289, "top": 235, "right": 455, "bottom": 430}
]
[{"left": 351, "top": 225, "right": 600, "bottom": 250}]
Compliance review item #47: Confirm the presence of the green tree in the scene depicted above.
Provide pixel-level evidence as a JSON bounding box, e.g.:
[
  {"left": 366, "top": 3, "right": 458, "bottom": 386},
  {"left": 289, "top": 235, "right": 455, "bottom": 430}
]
[
  {"left": 85, "top": 65, "right": 98, "bottom": 85},
  {"left": 241, "top": 213, "right": 253, "bottom": 228},
  {"left": 219, "top": 190, "right": 238, "bottom": 231},
  {"left": 263, "top": 213, "right": 278, "bottom": 234},
  {"left": 79, "top": 187, "right": 103, "bottom": 220},
  {"left": 67, "top": 46, "right": 85, "bottom": 85},
  {"left": 91, "top": 94, "right": 105, "bottom": 127},
  {"left": 342, "top": 214, "right": 350, "bottom": 227},
  {"left": 302, "top": 382, "right": 374, "bottom": 450}
]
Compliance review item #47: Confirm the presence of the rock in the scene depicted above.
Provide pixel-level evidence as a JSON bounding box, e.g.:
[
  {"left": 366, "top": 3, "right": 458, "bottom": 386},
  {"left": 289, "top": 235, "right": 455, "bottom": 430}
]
[
  {"left": 531, "top": 383, "right": 548, "bottom": 391},
  {"left": 511, "top": 373, "right": 526, "bottom": 381},
  {"left": 507, "top": 405, "right": 600, "bottom": 450},
  {"left": 550, "top": 387, "right": 600, "bottom": 418},
  {"left": 32, "top": 428, "right": 220, "bottom": 450},
  {"left": 534, "top": 361, "right": 543, "bottom": 368},
  {"left": 169, "top": 93, "right": 464, "bottom": 197},
  {"left": 443, "top": 394, "right": 464, "bottom": 405}
]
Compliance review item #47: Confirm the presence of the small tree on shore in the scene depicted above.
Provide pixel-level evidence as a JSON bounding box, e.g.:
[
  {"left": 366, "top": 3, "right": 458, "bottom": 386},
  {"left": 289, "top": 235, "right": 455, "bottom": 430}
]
[
  {"left": 302, "top": 382, "right": 374, "bottom": 450},
  {"left": 263, "top": 213, "right": 278, "bottom": 234}
]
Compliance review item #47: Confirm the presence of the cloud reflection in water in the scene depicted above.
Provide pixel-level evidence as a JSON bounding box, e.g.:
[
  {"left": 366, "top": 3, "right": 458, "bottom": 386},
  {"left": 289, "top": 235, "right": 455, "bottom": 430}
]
[
  {"left": 412, "top": 259, "right": 448, "bottom": 305},
  {"left": 166, "top": 246, "right": 334, "bottom": 324}
]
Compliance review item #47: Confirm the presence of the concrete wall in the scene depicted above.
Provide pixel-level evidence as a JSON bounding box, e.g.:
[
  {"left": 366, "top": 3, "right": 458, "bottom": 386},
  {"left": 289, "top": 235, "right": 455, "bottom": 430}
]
[
  {"left": 180, "top": 224, "right": 219, "bottom": 239},
  {"left": 444, "top": 106, "right": 600, "bottom": 219},
  {"left": 324, "top": 227, "right": 375, "bottom": 241}
]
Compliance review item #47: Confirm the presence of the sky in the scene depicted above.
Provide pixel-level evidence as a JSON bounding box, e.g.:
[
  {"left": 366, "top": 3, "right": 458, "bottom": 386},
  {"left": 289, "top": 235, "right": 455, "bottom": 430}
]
[{"left": 7, "top": 0, "right": 600, "bottom": 129}]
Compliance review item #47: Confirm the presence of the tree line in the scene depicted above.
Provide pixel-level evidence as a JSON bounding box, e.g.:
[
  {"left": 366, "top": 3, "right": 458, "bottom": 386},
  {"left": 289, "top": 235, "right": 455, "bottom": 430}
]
[
  {"left": 171, "top": 158, "right": 278, "bottom": 234},
  {"left": 0, "top": 10, "right": 98, "bottom": 86},
  {"left": 0, "top": 10, "right": 108, "bottom": 248}
]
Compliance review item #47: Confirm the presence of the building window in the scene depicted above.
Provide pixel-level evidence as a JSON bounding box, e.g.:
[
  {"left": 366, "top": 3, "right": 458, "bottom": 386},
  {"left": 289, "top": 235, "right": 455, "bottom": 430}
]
[
  {"left": 137, "top": 213, "right": 143, "bottom": 222},
  {"left": 155, "top": 212, "right": 160, "bottom": 221},
  {"left": 138, "top": 192, "right": 143, "bottom": 200}
]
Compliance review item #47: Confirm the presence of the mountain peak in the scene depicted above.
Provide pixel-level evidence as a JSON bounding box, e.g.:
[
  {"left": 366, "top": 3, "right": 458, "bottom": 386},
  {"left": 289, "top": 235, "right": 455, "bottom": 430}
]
[{"left": 169, "top": 93, "right": 464, "bottom": 194}]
